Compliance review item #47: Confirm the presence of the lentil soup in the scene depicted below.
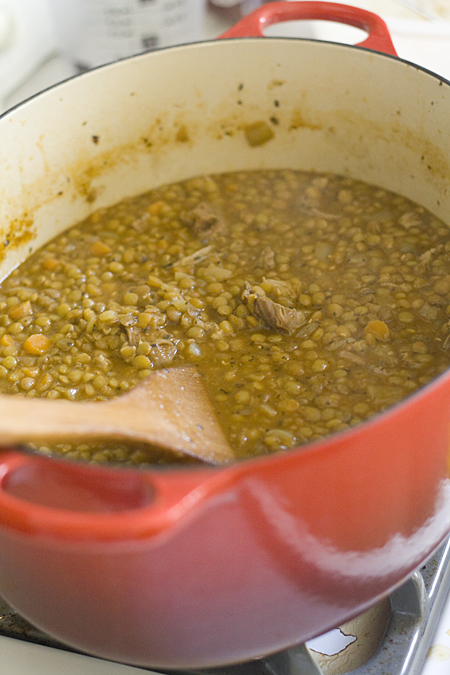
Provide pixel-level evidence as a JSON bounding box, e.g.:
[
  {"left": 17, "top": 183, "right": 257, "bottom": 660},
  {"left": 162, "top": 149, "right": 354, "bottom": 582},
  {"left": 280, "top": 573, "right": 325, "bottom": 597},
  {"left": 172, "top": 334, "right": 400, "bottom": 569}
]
[{"left": 1, "top": 169, "right": 450, "bottom": 464}]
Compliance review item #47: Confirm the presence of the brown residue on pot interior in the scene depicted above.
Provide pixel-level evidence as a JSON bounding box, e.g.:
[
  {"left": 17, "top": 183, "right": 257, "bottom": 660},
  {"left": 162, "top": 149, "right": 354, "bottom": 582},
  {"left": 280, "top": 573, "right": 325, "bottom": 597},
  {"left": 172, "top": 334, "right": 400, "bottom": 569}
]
[
  {"left": 268, "top": 79, "right": 285, "bottom": 89},
  {"left": 176, "top": 125, "right": 190, "bottom": 143},
  {"left": 289, "top": 108, "right": 322, "bottom": 131},
  {"left": 0, "top": 214, "right": 35, "bottom": 264},
  {"left": 140, "top": 112, "right": 192, "bottom": 152},
  {"left": 73, "top": 166, "right": 100, "bottom": 204}
]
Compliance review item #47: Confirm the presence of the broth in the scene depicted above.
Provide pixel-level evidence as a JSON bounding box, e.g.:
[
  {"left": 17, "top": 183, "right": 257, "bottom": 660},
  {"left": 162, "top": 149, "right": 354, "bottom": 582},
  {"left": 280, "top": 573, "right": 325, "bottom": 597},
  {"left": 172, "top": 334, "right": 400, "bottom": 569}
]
[{"left": 1, "top": 169, "right": 450, "bottom": 463}]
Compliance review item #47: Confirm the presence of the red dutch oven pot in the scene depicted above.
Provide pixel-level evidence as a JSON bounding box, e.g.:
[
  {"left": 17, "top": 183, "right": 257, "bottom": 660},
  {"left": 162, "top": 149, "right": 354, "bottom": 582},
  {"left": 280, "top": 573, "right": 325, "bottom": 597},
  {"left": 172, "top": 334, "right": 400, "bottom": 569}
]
[{"left": 0, "top": 2, "right": 450, "bottom": 669}]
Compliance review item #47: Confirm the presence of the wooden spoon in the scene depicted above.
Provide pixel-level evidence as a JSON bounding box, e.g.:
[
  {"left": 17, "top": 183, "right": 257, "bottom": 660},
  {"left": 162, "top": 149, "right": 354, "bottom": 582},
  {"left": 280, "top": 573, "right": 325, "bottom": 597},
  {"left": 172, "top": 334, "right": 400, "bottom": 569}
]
[{"left": 0, "top": 366, "right": 234, "bottom": 465}]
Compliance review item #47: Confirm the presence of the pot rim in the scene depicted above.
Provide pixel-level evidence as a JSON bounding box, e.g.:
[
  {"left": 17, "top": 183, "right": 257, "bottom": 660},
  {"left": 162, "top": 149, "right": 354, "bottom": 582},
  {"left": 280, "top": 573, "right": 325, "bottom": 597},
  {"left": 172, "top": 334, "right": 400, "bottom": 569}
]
[{"left": 2, "top": 29, "right": 450, "bottom": 125}]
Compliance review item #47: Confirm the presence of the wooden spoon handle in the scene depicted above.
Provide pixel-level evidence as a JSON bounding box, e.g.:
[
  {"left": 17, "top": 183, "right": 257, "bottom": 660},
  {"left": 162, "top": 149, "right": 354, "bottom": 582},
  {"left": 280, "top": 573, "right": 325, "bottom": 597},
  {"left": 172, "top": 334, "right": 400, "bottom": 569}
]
[
  {"left": 0, "top": 394, "right": 165, "bottom": 448},
  {"left": 0, "top": 368, "right": 234, "bottom": 464},
  {"left": 0, "top": 395, "right": 105, "bottom": 445}
]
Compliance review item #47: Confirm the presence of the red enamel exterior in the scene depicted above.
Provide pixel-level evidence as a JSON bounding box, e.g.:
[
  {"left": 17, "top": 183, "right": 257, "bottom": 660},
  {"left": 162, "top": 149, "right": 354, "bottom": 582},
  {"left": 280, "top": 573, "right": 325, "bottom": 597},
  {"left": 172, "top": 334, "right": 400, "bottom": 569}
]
[
  {"left": 0, "top": 371, "right": 449, "bottom": 668},
  {"left": 219, "top": 1, "right": 398, "bottom": 55}
]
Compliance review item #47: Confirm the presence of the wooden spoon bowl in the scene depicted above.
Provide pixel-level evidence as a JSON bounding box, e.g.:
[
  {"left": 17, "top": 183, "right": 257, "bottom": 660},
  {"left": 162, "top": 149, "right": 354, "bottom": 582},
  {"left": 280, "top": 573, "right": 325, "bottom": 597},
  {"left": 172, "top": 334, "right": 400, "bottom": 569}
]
[{"left": 0, "top": 366, "right": 234, "bottom": 465}]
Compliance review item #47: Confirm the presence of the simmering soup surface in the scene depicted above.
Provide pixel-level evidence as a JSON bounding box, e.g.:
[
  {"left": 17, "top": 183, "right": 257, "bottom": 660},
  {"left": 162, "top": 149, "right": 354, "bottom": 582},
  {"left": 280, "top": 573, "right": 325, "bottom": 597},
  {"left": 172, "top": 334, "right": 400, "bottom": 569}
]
[{"left": 1, "top": 169, "right": 450, "bottom": 464}]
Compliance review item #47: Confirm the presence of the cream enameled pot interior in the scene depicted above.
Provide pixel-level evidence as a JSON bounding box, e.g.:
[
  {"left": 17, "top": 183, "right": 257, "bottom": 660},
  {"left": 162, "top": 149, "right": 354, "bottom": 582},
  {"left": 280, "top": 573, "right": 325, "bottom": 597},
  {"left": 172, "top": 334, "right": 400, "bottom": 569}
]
[{"left": 1, "top": 38, "right": 450, "bottom": 284}]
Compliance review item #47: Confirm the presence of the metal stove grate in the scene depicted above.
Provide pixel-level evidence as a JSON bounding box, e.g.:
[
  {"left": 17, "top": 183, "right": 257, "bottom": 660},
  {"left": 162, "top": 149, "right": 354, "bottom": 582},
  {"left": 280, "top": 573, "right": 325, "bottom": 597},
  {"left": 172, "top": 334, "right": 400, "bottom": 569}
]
[{"left": 1, "top": 536, "right": 450, "bottom": 675}]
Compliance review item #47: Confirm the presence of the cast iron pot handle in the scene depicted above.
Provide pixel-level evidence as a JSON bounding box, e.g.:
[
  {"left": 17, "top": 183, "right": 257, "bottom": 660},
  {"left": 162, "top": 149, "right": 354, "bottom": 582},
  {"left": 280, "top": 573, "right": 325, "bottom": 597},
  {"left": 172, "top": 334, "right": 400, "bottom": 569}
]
[
  {"left": 0, "top": 450, "right": 236, "bottom": 542},
  {"left": 219, "top": 1, "right": 398, "bottom": 57}
]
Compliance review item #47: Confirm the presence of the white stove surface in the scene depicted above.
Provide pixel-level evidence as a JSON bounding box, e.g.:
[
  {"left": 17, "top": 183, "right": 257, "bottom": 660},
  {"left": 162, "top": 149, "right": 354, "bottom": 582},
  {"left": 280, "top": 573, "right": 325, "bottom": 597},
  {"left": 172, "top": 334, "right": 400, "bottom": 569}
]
[
  {"left": 1, "top": 2, "right": 450, "bottom": 673},
  {"left": 0, "top": 635, "right": 151, "bottom": 674}
]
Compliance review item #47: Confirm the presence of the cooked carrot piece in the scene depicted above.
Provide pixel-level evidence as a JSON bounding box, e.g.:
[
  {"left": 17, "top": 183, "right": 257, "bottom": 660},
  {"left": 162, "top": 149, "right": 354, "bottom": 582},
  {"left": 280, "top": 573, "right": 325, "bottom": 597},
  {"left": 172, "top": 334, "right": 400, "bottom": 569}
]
[
  {"left": 23, "top": 334, "right": 52, "bottom": 355},
  {"left": 0, "top": 334, "right": 15, "bottom": 347},
  {"left": 90, "top": 211, "right": 103, "bottom": 224},
  {"left": 364, "top": 320, "right": 390, "bottom": 341},
  {"left": 147, "top": 200, "right": 168, "bottom": 215},
  {"left": 90, "top": 240, "right": 111, "bottom": 256},
  {"left": 43, "top": 258, "right": 60, "bottom": 271},
  {"left": 8, "top": 300, "right": 33, "bottom": 320}
]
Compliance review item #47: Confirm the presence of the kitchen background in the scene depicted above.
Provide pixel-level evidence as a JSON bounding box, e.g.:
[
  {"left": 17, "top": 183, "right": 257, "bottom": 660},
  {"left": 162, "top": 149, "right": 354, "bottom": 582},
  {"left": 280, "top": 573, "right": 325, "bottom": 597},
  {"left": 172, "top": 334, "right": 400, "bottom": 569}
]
[{"left": 1, "top": 1, "right": 450, "bottom": 674}]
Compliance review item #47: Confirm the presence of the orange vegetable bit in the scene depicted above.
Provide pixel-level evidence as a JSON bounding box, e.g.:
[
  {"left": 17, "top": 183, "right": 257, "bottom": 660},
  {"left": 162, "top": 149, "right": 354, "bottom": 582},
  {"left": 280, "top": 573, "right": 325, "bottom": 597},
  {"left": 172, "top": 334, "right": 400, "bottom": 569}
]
[
  {"left": 364, "top": 320, "right": 390, "bottom": 341},
  {"left": 90, "top": 240, "right": 111, "bottom": 256},
  {"left": 23, "top": 334, "right": 53, "bottom": 355},
  {"left": 90, "top": 210, "right": 104, "bottom": 224},
  {"left": 8, "top": 300, "right": 33, "bottom": 320},
  {"left": 0, "top": 334, "right": 15, "bottom": 348},
  {"left": 147, "top": 200, "right": 168, "bottom": 216},
  {"left": 43, "top": 258, "right": 61, "bottom": 271}
]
